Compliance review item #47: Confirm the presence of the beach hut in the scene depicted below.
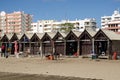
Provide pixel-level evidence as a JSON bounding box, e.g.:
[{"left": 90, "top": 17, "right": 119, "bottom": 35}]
[
  {"left": 53, "top": 32, "right": 66, "bottom": 56},
  {"left": 9, "top": 33, "right": 19, "bottom": 55},
  {"left": 35, "top": 33, "right": 45, "bottom": 57},
  {"left": 79, "top": 29, "right": 96, "bottom": 56},
  {"left": 17, "top": 34, "right": 23, "bottom": 52},
  {"left": 65, "top": 31, "right": 81, "bottom": 56},
  {"left": 0, "top": 34, "right": 10, "bottom": 56},
  {"left": 41, "top": 32, "right": 56, "bottom": 56},
  {"left": 30, "top": 33, "right": 44, "bottom": 55},
  {"left": 94, "top": 29, "right": 120, "bottom": 59},
  {"left": 19, "top": 33, "right": 33, "bottom": 55}
]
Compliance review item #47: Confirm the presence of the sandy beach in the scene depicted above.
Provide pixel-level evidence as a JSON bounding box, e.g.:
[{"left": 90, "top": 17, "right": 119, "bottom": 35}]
[{"left": 0, "top": 56, "right": 120, "bottom": 80}]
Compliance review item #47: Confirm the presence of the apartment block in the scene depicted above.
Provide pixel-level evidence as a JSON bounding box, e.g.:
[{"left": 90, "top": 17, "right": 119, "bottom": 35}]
[
  {"left": 0, "top": 11, "right": 6, "bottom": 37},
  {"left": 101, "top": 10, "right": 120, "bottom": 34},
  {"left": 31, "top": 18, "right": 97, "bottom": 33},
  {"left": 0, "top": 11, "right": 32, "bottom": 35}
]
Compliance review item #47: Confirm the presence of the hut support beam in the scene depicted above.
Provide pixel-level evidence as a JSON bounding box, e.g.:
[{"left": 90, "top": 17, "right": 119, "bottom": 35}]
[
  {"left": 29, "top": 42, "right": 31, "bottom": 55},
  {"left": 40, "top": 42, "right": 43, "bottom": 58},
  {"left": 77, "top": 40, "right": 80, "bottom": 56},
  {"left": 108, "top": 40, "right": 112, "bottom": 59},
  {"left": 92, "top": 38, "right": 95, "bottom": 54},
  {"left": 52, "top": 41, "right": 55, "bottom": 54},
  {"left": 19, "top": 42, "right": 20, "bottom": 53},
  {"left": 64, "top": 40, "right": 66, "bottom": 56},
  {"left": 23, "top": 43, "right": 25, "bottom": 55}
]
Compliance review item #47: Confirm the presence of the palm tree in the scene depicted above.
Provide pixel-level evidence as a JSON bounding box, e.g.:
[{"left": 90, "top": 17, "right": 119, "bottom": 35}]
[{"left": 60, "top": 23, "right": 75, "bottom": 33}]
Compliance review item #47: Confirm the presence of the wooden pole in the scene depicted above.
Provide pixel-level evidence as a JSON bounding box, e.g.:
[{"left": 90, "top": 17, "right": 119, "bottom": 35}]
[
  {"left": 29, "top": 41, "right": 31, "bottom": 55},
  {"left": 92, "top": 38, "right": 95, "bottom": 55},
  {"left": 40, "top": 41, "right": 43, "bottom": 58},
  {"left": 108, "top": 40, "right": 112, "bottom": 59},
  {"left": 77, "top": 39, "right": 80, "bottom": 57},
  {"left": 64, "top": 40, "right": 66, "bottom": 57}
]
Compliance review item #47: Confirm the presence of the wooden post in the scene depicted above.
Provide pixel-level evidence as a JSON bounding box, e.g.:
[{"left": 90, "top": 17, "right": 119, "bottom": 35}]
[
  {"left": 92, "top": 38, "right": 95, "bottom": 55},
  {"left": 18, "top": 41, "right": 20, "bottom": 53},
  {"left": 64, "top": 40, "right": 66, "bottom": 56},
  {"left": 52, "top": 40, "right": 55, "bottom": 54},
  {"left": 29, "top": 41, "right": 31, "bottom": 55},
  {"left": 77, "top": 39, "right": 80, "bottom": 57},
  {"left": 40, "top": 41, "right": 43, "bottom": 58},
  {"left": 108, "top": 40, "right": 112, "bottom": 59},
  {"left": 23, "top": 42, "right": 25, "bottom": 55}
]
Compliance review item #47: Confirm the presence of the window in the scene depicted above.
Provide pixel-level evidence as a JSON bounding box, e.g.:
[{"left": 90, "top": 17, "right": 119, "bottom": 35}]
[
  {"left": 81, "top": 27, "right": 83, "bottom": 29},
  {"left": 40, "top": 25, "right": 42, "bottom": 27},
  {"left": 116, "top": 24, "right": 118, "bottom": 27},
  {"left": 76, "top": 27, "right": 79, "bottom": 29},
  {"left": 85, "top": 22, "right": 89, "bottom": 25},
  {"left": 44, "top": 25, "right": 47, "bottom": 27}
]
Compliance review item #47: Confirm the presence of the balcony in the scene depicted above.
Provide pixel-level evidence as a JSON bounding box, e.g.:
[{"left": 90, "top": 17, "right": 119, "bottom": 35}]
[{"left": 105, "top": 26, "right": 120, "bottom": 29}]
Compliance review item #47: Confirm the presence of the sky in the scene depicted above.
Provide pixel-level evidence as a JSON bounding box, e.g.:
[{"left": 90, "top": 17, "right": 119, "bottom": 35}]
[{"left": 0, "top": 0, "right": 120, "bottom": 27}]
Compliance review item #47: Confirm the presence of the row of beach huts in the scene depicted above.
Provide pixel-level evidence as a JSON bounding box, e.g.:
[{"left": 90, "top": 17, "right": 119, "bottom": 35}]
[{"left": 1, "top": 29, "right": 120, "bottom": 59}]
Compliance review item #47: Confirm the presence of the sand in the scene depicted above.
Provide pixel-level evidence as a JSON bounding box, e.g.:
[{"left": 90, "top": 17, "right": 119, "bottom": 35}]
[
  {"left": 0, "top": 56, "right": 120, "bottom": 80},
  {"left": 0, "top": 72, "right": 100, "bottom": 80}
]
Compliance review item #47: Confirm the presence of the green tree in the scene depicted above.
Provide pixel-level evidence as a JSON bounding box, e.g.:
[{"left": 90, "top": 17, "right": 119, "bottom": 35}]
[{"left": 60, "top": 23, "right": 75, "bottom": 33}]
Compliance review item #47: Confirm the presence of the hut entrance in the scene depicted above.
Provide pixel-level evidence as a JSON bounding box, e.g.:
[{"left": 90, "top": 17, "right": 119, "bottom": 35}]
[
  {"left": 66, "top": 41, "right": 77, "bottom": 56},
  {"left": 41, "top": 33, "right": 53, "bottom": 56},
  {"left": 94, "top": 29, "right": 110, "bottom": 57},
  {"left": 10, "top": 42, "right": 19, "bottom": 55},
  {"left": 95, "top": 41, "right": 107, "bottom": 56},
  {"left": 79, "top": 30, "right": 92, "bottom": 56},
  {"left": 19, "top": 34, "right": 31, "bottom": 56},
  {"left": 65, "top": 31, "right": 78, "bottom": 56},
  {"left": 20, "top": 43, "right": 29, "bottom": 53},
  {"left": 31, "top": 43, "right": 40, "bottom": 55},
  {"left": 43, "top": 42, "right": 52, "bottom": 55},
  {"left": 11, "top": 43, "right": 15, "bottom": 55},
  {"left": 80, "top": 41, "right": 92, "bottom": 55},
  {"left": 30, "top": 33, "right": 41, "bottom": 55},
  {"left": 55, "top": 42, "right": 64, "bottom": 55},
  {"left": 53, "top": 32, "right": 65, "bottom": 56},
  {"left": 10, "top": 33, "right": 19, "bottom": 55}
]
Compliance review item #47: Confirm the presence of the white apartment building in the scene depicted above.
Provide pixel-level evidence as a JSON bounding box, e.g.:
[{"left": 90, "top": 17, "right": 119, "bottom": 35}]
[
  {"left": 0, "top": 11, "right": 32, "bottom": 36},
  {"left": 31, "top": 20, "right": 56, "bottom": 33},
  {"left": 31, "top": 18, "right": 97, "bottom": 33},
  {"left": 0, "top": 11, "right": 6, "bottom": 36},
  {"left": 101, "top": 10, "right": 120, "bottom": 33}
]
